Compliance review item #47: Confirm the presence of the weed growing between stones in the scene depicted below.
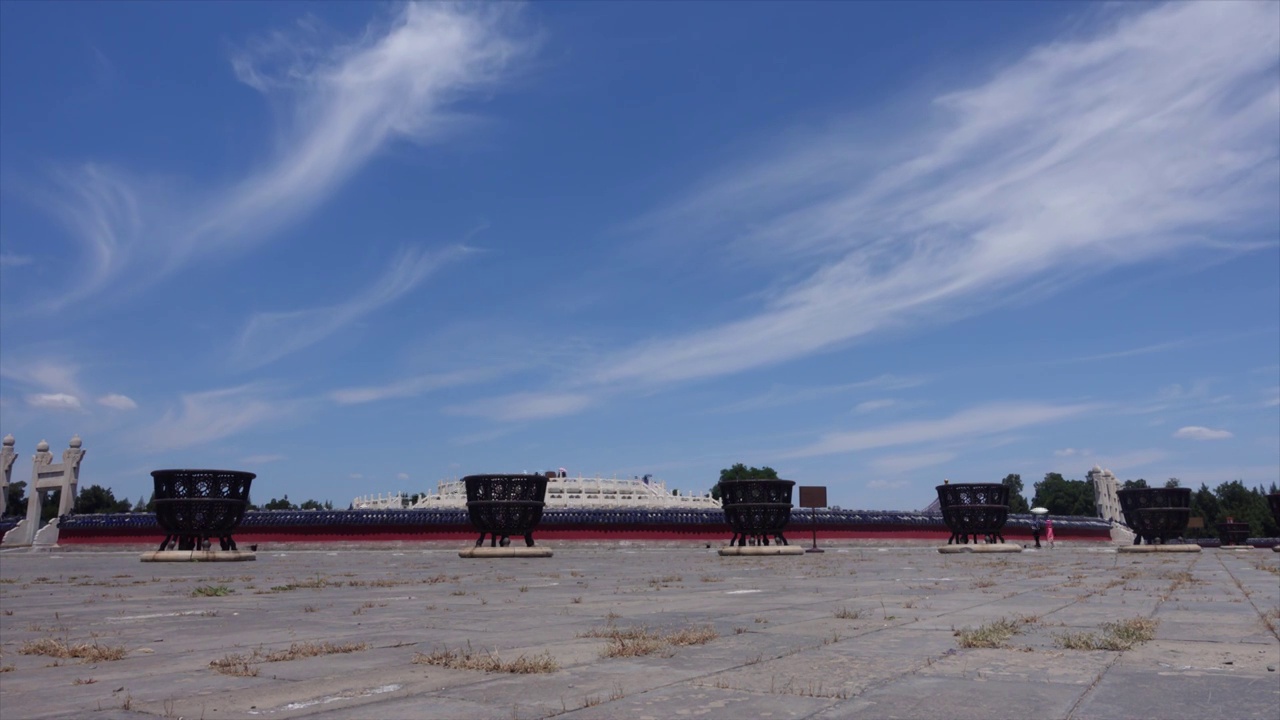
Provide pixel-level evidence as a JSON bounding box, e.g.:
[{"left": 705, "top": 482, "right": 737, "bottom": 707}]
[
  {"left": 412, "top": 643, "right": 559, "bottom": 674},
  {"left": 1054, "top": 617, "right": 1159, "bottom": 651},
  {"left": 954, "top": 618, "right": 1022, "bottom": 649},
  {"left": 190, "top": 585, "right": 233, "bottom": 597},
  {"left": 19, "top": 638, "right": 127, "bottom": 662},
  {"left": 580, "top": 622, "right": 718, "bottom": 658},
  {"left": 209, "top": 641, "right": 369, "bottom": 676}
]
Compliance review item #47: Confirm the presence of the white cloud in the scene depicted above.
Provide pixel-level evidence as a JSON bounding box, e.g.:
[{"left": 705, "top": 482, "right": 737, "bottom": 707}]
[
  {"left": 866, "top": 479, "right": 909, "bottom": 490},
  {"left": 1173, "top": 426, "right": 1233, "bottom": 441},
  {"left": 330, "top": 367, "right": 498, "bottom": 405},
  {"left": 1, "top": 359, "right": 83, "bottom": 397},
  {"left": 708, "top": 375, "right": 926, "bottom": 414},
  {"left": 593, "top": 2, "right": 1278, "bottom": 388},
  {"left": 26, "top": 393, "right": 82, "bottom": 411},
  {"left": 97, "top": 393, "right": 137, "bottom": 410},
  {"left": 1097, "top": 449, "right": 1167, "bottom": 469},
  {"left": 349, "top": 473, "right": 364, "bottom": 480},
  {"left": 1053, "top": 447, "right": 1091, "bottom": 458},
  {"left": 853, "top": 399, "right": 896, "bottom": 414},
  {"left": 786, "top": 401, "right": 1097, "bottom": 458},
  {"left": 242, "top": 454, "right": 286, "bottom": 464},
  {"left": 0, "top": 253, "right": 33, "bottom": 267},
  {"left": 142, "top": 384, "right": 302, "bottom": 452},
  {"left": 396, "top": 472, "right": 410, "bottom": 481},
  {"left": 448, "top": 392, "right": 593, "bottom": 422},
  {"left": 870, "top": 451, "right": 954, "bottom": 474},
  {"left": 233, "top": 245, "right": 473, "bottom": 368},
  {"left": 27, "top": 3, "right": 532, "bottom": 311}
]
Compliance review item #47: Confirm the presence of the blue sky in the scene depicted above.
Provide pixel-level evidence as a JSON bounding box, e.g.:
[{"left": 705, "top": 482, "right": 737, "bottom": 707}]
[{"left": 1, "top": 2, "right": 1277, "bottom": 510}]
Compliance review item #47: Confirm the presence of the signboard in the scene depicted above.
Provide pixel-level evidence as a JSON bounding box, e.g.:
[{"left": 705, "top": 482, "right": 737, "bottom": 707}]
[
  {"left": 798, "top": 486, "right": 827, "bottom": 509},
  {"left": 1186, "top": 516, "right": 1204, "bottom": 529}
]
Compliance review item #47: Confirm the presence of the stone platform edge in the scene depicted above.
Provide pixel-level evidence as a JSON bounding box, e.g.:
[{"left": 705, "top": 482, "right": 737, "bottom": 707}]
[{"left": 139, "top": 550, "right": 257, "bottom": 562}]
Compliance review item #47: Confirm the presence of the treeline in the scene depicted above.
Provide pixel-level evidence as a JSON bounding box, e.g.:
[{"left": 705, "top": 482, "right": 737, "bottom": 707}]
[
  {"left": 1, "top": 483, "right": 335, "bottom": 520},
  {"left": 998, "top": 473, "right": 1280, "bottom": 538}
]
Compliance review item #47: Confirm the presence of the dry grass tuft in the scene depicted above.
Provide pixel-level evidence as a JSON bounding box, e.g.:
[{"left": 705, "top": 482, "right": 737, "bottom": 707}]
[
  {"left": 209, "top": 641, "right": 367, "bottom": 675},
  {"left": 955, "top": 618, "right": 1022, "bottom": 649},
  {"left": 834, "top": 607, "right": 862, "bottom": 620},
  {"left": 209, "top": 653, "right": 259, "bottom": 676},
  {"left": 19, "top": 638, "right": 126, "bottom": 662},
  {"left": 1054, "top": 617, "right": 1158, "bottom": 651},
  {"left": 581, "top": 623, "right": 718, "bottom": 658},
  {"left": 412, "top": 644, "right": 558, "bottom": 674},
  {"left": 191, "top": 585, "right": 233, "bottom": 597}
]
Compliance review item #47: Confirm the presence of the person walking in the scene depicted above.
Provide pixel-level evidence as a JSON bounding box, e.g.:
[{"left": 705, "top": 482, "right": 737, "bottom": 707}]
[
  {"left": 1046, "top": 517, "right": 1055, "bottom": 549},
  {"left": 1031, "top": 517, "right": 1043, "bottom": 548}
]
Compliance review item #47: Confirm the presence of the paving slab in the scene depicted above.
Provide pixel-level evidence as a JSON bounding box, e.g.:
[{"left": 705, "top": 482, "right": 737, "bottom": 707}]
[{"left": 1, "top": 543, "right": 1276, "bottom": 719}]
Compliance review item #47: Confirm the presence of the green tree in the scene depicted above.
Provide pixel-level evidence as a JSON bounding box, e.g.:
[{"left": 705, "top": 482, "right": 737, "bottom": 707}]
[
  {"left": 263, "top": 495, "right": 297, "bottom": 511},
  {"left": 298, "top": 499, "right": 327, "bottom": 511},
  {"left": 40, "top": 490, "right": 61, "bottom": 523},
  {"left": 1214, "top": 480, "right": 1274, "bottom": 538},
  {"left": 1164, "top": 477, "right": 1181, "bottom": 488},
  {"left": 3, "top": 480, "right": 26, "bottom": 517},
  {"left": 1032, "top": 473, "right": 1096, "bottom": 517},
  {"left": 73, "top": 485, "right": 132, "bottom": 514},
  {"left": 132, "top": 496, "right": 147, "bottom": 513},
  {"left": 1188, "top": 483, "right": 1220, "bottom": 539},
  {"left": 711, "top": 463, "right": 778, "bottom": 500},
  {"left": 1121, "top": 478, "right": 1148, "bottom": 490},
  {"left": 1001, "top": 474, "right": 1030, "bottom": 513}
]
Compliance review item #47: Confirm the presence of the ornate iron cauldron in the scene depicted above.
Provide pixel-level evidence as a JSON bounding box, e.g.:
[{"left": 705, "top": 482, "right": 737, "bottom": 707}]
[
  {"left": 936, "top": 483, "right": 1009, "bottom": 544},
  {"left": 464, "top": 474, "right": 548, "bottom": 547},
  {"left": 1216, "top": 520, "right": 1250, "bottom": 546},
  {"left": 1117, "top": 487, "right": 1190, "bottom": 545},
  {"left": 720, "top": 478, "right": 795, "bottom": 546},
  {"left": 151, "top": 469, "right": 254, "bottom": 551}
]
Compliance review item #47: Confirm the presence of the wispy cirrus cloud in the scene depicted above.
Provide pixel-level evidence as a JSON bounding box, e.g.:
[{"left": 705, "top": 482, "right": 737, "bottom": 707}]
[
  {"left": 26, "top": 393, "right": 83, "bottom": 411},
  {"left": 25, "top": 3, "right": 532, "bottom": 312},
  {"left": 233, "top": 245, "right": 474, "bottom": 369},
  {"left": 0, "top": 253, "right": 34, "bottom": 267},
  {"left": 1173, "top": 426, "right": 1233, "bottom": 441},
  {"left": 869, "top": 451, "right": 955, "bottom": 474},
  {"left": 590, "top": 2, "right": 1278, "bottom": 389},
  {"left": 141, "top": 384, "right": 305, "bottom": 452},
  {"left": 853, "top": 399, "right": 897, "bottom": 414},
  {"left": 447, "top": 392, "right": 593, "bottom": 422},
  {"left": 785, "top": 401, "right": 1098, "bottom": 458},
  {"left": 706, "top": 375, "right": 926, "bottom": 414},
  {"left": 330, "top": 366, "right": 499, "bottom": 405},
  {"left": 97, "top": 393, "right": 138, "bottom": 410}
]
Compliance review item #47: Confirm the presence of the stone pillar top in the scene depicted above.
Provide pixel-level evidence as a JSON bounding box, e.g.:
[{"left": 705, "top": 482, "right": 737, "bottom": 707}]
[
  {"left": 2, "top": 434, "right": 13, "bottom": 447},
  {"left": 69, "top": 435, "right": 82, "bottom": 449},
  {"left": 36, "top": 440, "right": 49, "bottom": 452}
]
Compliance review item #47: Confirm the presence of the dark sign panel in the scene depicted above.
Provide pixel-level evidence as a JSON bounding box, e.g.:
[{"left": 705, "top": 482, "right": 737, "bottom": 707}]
[{"left": 798, "top": 486, "right": 827, "bottom": 509}]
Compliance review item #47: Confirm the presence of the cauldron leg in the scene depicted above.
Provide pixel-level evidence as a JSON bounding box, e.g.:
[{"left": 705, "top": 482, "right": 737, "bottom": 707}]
[
  {"left": 524, "top": 533, "right": 535, "bottom": 547},
  {"left": 777, "top": 534, "right": 787, "bottom": 546},
  {"left": 761, "top": 535, "right": 770, "bottom": 546},
  {"left": 490, "top": 533, "right": 498, "bottom": 548},
  {"left": 476, "top": 533, "right": 486, "bottom": 548},
  {"left": 158, "top": 536, "right": 172, "bottom": 552},
  {"left": 499, "top": 535, "right": 511, "bottom": 548}
]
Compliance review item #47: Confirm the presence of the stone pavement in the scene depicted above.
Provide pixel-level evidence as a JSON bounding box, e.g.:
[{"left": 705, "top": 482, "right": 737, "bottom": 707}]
[{"left": 1, "top": 542, "right": 1276, "bottom": 719}]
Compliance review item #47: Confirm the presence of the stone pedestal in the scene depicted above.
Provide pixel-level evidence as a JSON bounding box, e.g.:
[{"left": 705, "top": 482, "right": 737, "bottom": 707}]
[
  {"left": 937, "top": 544, "right": 1022, "bottom": 554},
  {"left": 719, "top": 545, "right": 804, "bottom": 556},
  {"left": 458, "top": 546, "right": 553, "bottom": 558},
  {"left": 1117, "top": 544, "right": 1201, "bottom": 554},
  {"left": 140, "top": 550, "right": 257, "bottom": 562}
]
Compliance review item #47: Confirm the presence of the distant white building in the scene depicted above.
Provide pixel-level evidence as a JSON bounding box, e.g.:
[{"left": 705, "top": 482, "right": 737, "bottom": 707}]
[{"left": 1087, "top": 465, "right": 1122, "bottom": 524}]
